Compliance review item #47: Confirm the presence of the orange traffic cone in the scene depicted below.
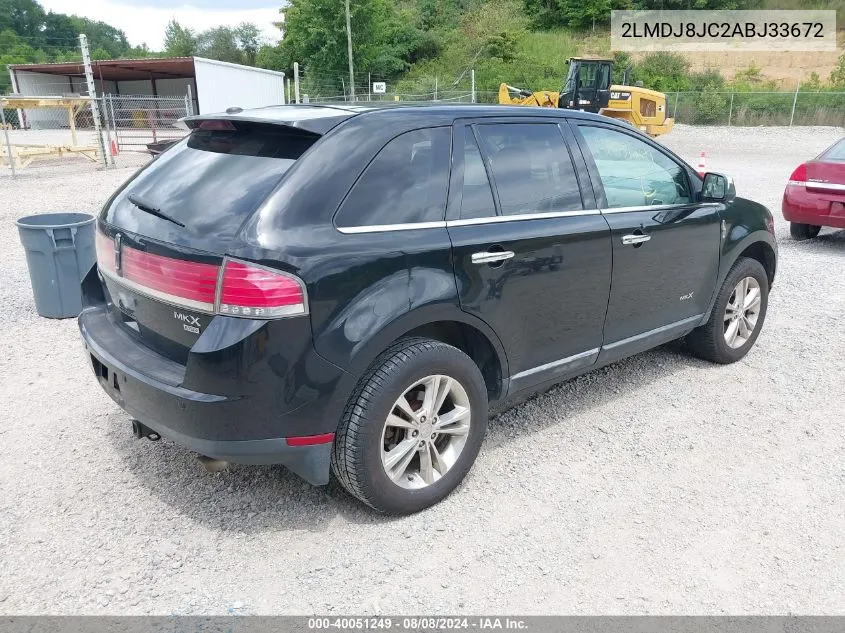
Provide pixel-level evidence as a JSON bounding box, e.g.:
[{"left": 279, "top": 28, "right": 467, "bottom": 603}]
[
  {"left": 110, "top": 140, "right": 119, "bottom": 157},
  {"left": 697, "top": 150, "right": 707, "bottom": 176}
]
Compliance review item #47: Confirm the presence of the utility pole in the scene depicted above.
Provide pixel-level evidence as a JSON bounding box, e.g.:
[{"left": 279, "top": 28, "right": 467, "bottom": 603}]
[
  {"left": 789, "top": 81, "right": 800, "bottom": 126},
  {"left": 293, "top": 62, "right": 300, "bottom": 104},
  {"left": 79, "top": 34, "right": 108, "bottom": 167},
  {"left": 471, "top": 69, "right": 476, "bottom": 103},
  {"left": 345, "top": 0, "right": 355, "bottom": 101}
]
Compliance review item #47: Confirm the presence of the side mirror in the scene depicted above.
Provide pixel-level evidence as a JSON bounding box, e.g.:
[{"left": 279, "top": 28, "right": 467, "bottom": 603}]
[{"left": 701, "top": 172, "right": 736, "bottom": 203}]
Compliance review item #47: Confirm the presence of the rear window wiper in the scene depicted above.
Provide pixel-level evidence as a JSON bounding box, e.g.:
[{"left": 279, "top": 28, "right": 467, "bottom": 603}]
[{"left": 128, "top": 193, "right": 186, "bottom": 228}]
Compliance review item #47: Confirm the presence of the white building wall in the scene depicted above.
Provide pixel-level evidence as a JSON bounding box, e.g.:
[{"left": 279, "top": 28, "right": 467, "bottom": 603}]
[
  {"left": 10, "top": 58, "right": 285, "bottom": 127},
  {"left": 14, "top": 71, "right": 81, "bottom": 129},
  {"left": 193, "top": 57, "right": 285, "bottom": 114},
  {"left": 115, "top": 80, "right": 154, "bottom": 96},
  {"left": 14, "top": 70, "right": 74, "bottom": 96},
  {"left": 12, "top": 70, "right": 118, "bottom": 129},
  {"left": 155, "top": 78, "right": 194, "bottom": 97}
]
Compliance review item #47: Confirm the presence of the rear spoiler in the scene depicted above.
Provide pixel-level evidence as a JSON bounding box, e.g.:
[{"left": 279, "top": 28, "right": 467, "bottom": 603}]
[{"left": 177, "top": 105, "right": 357, "bottom": 136}]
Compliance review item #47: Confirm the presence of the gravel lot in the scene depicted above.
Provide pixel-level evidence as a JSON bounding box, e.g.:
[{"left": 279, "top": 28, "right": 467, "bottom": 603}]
[{"left": 0, "top": 125, "right": 843, "bottom": 615}]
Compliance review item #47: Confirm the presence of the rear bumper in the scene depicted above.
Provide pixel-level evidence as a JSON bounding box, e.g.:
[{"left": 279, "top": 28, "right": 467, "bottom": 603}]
[
  {"left": 78, "top": 305, "right": 339, "bottom": 484},
  {"left": 782, "top": 187, "right": 845, "bottom": 229}
]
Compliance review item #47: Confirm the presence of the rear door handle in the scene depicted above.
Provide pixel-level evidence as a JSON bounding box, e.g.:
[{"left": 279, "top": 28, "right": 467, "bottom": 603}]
[
  {"left": 621, "top": 234, "right": 651, "bottom": 246},
  {"left": 471, "top": 250, "right": 515, "bottom": 265}
]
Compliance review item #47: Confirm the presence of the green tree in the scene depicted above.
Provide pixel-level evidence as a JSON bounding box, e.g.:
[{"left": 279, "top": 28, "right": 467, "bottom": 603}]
[
  {"left": 830, "top": 54, "right": 845, "bottom": 88},
  {"left": 234, "top": 22, "right": 261, "bottom": 65},
  {"left": 68, "top": 16, "right": 129, "bottom": 58},
  {"left": 256, "top": 43, "right": 287, "bottom": 71},
  {"left": 0, "top": 0, "right": 46, "bottom": 43},
  {"left": 485, "top": 31, "right": 520, "bottom": 62},
  {"left": 43, "top": 12, "right": 78, "bottom": 52},
  {"left": 279, "top": 0, "right": 430, "bottom": 89},
  {"left": 632, "top": 51, "right": 691, "bottom": 92},
  {"left": 124, "top": 44, "right": 153, "bottom": 59},
  {"left": 196, "top": 26, "right": 244, "bottom": 64},
  {"left": 689, "top": 68, "right": 725, "bottom": 92},
  {"left": 164, "top": 19, "right": 196, "bottom": 57},
  {"left": 633, "top": 0, "right": 756, "bottom": 7},
  {"left": 1, "top": 27, "right": 47, "bottom": 92},
  {"left": 559, "top": 0, "right": 631, "bottom": 29},
  {"left": 694, "top": 83, "right": 728, "bottom": 123},
  {"left": 524, "top": 0, "right": 631, "bottom": 29},
  {"left": 418, "top": 0, "right": 465, "bottom": 30},
  {"left": 525, "top": 0, "right": 757, "bottom": 28}
]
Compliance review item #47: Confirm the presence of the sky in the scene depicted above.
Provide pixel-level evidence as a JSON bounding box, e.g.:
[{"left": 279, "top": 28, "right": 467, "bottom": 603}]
[{"left": 40, "top": 0, "right": 283, "bottom": 51}]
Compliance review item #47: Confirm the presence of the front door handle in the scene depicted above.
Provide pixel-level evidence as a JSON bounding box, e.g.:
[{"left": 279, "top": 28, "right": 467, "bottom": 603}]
[
  {"left": 621, "top": 233, "right": 651, "bottom": 246},
  {"left": 471, "top": 250, "right": 515, "bottom": 265}
]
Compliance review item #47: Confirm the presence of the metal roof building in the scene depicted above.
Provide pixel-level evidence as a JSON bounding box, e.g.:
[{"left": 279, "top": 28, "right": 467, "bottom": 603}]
[{"left": 7, "top": 56, "right": 286, "bottom": 119}]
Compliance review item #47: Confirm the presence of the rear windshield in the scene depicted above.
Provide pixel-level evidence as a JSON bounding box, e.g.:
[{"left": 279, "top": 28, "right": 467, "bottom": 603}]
[
  {"left": 822, "top": 138, "right": 845, "bottom": 161},
  {"left": 109, "top": 122, "right": 318, "bottom": 244}
]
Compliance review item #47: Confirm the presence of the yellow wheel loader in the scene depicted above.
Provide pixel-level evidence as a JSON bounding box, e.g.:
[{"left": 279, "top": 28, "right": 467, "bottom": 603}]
[{"left": 498, "top": 57, "right": 675, "bottom": 137}]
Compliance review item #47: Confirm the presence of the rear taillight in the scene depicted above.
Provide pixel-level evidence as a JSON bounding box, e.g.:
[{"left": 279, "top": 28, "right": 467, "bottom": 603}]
[
  {"left": 95, "top": 231, "right": 116, "bottom": 274},
  {"left": 95, "top": 230, "right": 307, "bottom": 319},
  {"left": 121, "top": 247, "right": 218, "bottom": 312},
  {"left": 787, "top": 163, "right": 807, "bottom": 187},
  {"left": 219, "top": 260, "right": 307, "bottom": 318}
]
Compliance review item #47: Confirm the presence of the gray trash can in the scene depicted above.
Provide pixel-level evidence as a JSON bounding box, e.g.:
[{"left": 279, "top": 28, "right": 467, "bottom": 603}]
[{"left": 16, "top": 212, "right": 96, "bottom": 319}]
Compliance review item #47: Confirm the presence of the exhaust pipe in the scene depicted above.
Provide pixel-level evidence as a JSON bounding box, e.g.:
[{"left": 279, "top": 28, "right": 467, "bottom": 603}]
[
  {"left": 197, "top": 455, "right": 229, "bottom": 473},
  {"left": 131, "top": 420, "right": 161, "bottom": 442}
]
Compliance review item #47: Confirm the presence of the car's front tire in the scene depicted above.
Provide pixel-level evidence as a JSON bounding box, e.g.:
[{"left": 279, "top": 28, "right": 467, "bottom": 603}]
[
  {"left": 686, "top": 257, "right": 769, "bottom": 364},
  {"left": 790, "top": 222, "right": 821, "bottom": 240},
  {"left": 332, "top": 338, "right": 488, "bottom": 514}
]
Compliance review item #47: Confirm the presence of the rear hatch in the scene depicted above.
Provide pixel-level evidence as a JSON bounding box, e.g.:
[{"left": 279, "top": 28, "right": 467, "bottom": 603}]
[{"left": 96, "top": 118, "right": 322, "bottom": 362}]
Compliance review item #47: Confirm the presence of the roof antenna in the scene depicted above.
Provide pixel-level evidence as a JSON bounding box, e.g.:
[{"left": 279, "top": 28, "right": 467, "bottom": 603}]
[{"left": 226, "top": 106, "right": 243, "bottom": 114}]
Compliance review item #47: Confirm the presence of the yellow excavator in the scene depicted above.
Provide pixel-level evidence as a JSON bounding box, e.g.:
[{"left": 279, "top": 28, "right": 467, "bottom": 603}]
[{"left": 498, "top": 57, "right": 674, "bottom": 137}]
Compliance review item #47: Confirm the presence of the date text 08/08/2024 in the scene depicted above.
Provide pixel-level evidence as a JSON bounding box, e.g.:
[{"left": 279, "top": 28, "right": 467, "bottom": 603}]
[{"left": 307, "top": 617, "right": 528, "bottom": 630}]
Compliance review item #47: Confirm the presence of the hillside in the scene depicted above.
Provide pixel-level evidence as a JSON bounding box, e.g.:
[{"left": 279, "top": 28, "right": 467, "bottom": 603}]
[
  {"left": 396, "top": 0, "right": 845, "bottom": 94},
  {"left": 280, "top": 0, "right": 845, "bottom": 101}
]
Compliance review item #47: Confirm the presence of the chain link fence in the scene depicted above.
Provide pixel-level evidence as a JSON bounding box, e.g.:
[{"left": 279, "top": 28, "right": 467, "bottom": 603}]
[
  {"left": 103, "top": 94, "right": 192, "bottom": 153},
  {"left": 1, "top": 92, "right": 192, "bottom": 177},
  {"left": 306, "top": 86, "right": 845, "bottom": 127},
  {"left": 297, "top": 68, "right": 845, "bottom": 127},
  {"left": 669, "top": 90, "right": 845, "bottom": 127}
]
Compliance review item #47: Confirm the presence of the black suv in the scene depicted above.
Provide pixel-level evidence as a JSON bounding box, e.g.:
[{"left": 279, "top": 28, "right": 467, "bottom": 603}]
[{"left": 80, "top": 104, "right": 777, "bottom": 514}]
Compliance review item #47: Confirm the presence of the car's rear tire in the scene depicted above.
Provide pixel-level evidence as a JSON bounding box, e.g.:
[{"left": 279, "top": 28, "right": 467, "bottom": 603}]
[
  {"left": 790, "top": 222, "right": 821, "bottom": 240},
  {"left": 331, "top": 337, "right": 488, "bottom": 514},
  {"left": 686, "top": 257, "right": 769, "bottom": 364}
]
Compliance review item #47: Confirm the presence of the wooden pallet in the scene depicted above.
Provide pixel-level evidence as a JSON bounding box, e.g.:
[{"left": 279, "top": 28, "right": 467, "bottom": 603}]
[
  {"left": 0, "top": 144, "right": 100, "bottom": 169},
  {"left": 0, "top": 96, "right": 93, "bottom": 146}
]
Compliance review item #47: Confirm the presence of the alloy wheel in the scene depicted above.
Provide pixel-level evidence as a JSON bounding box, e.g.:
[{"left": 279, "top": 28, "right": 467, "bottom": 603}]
[
  {"left": 724, "top": 276, "right": 762, "bottom": 349},
  {"left": 380, "top": 375, "right": 471, "bottom": 490}
]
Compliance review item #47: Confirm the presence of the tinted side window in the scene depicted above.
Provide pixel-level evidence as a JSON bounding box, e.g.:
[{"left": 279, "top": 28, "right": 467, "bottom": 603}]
[
  {"left": 336, "top": 127, "right": 451, "bottom": 228},
  {"left": 475, "top": 123, "right": 583, "bottom": 216},
  {"left": 460, "top": 130, "right": 496, "bottom": 220},
  {"left": 578, "top": 126, "right": 691, "bottom": 208}
]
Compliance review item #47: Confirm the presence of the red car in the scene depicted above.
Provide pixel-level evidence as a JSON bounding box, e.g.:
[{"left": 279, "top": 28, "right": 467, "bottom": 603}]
[{"left": 782, "top": 137, "right": 845, "bottom": 239}]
